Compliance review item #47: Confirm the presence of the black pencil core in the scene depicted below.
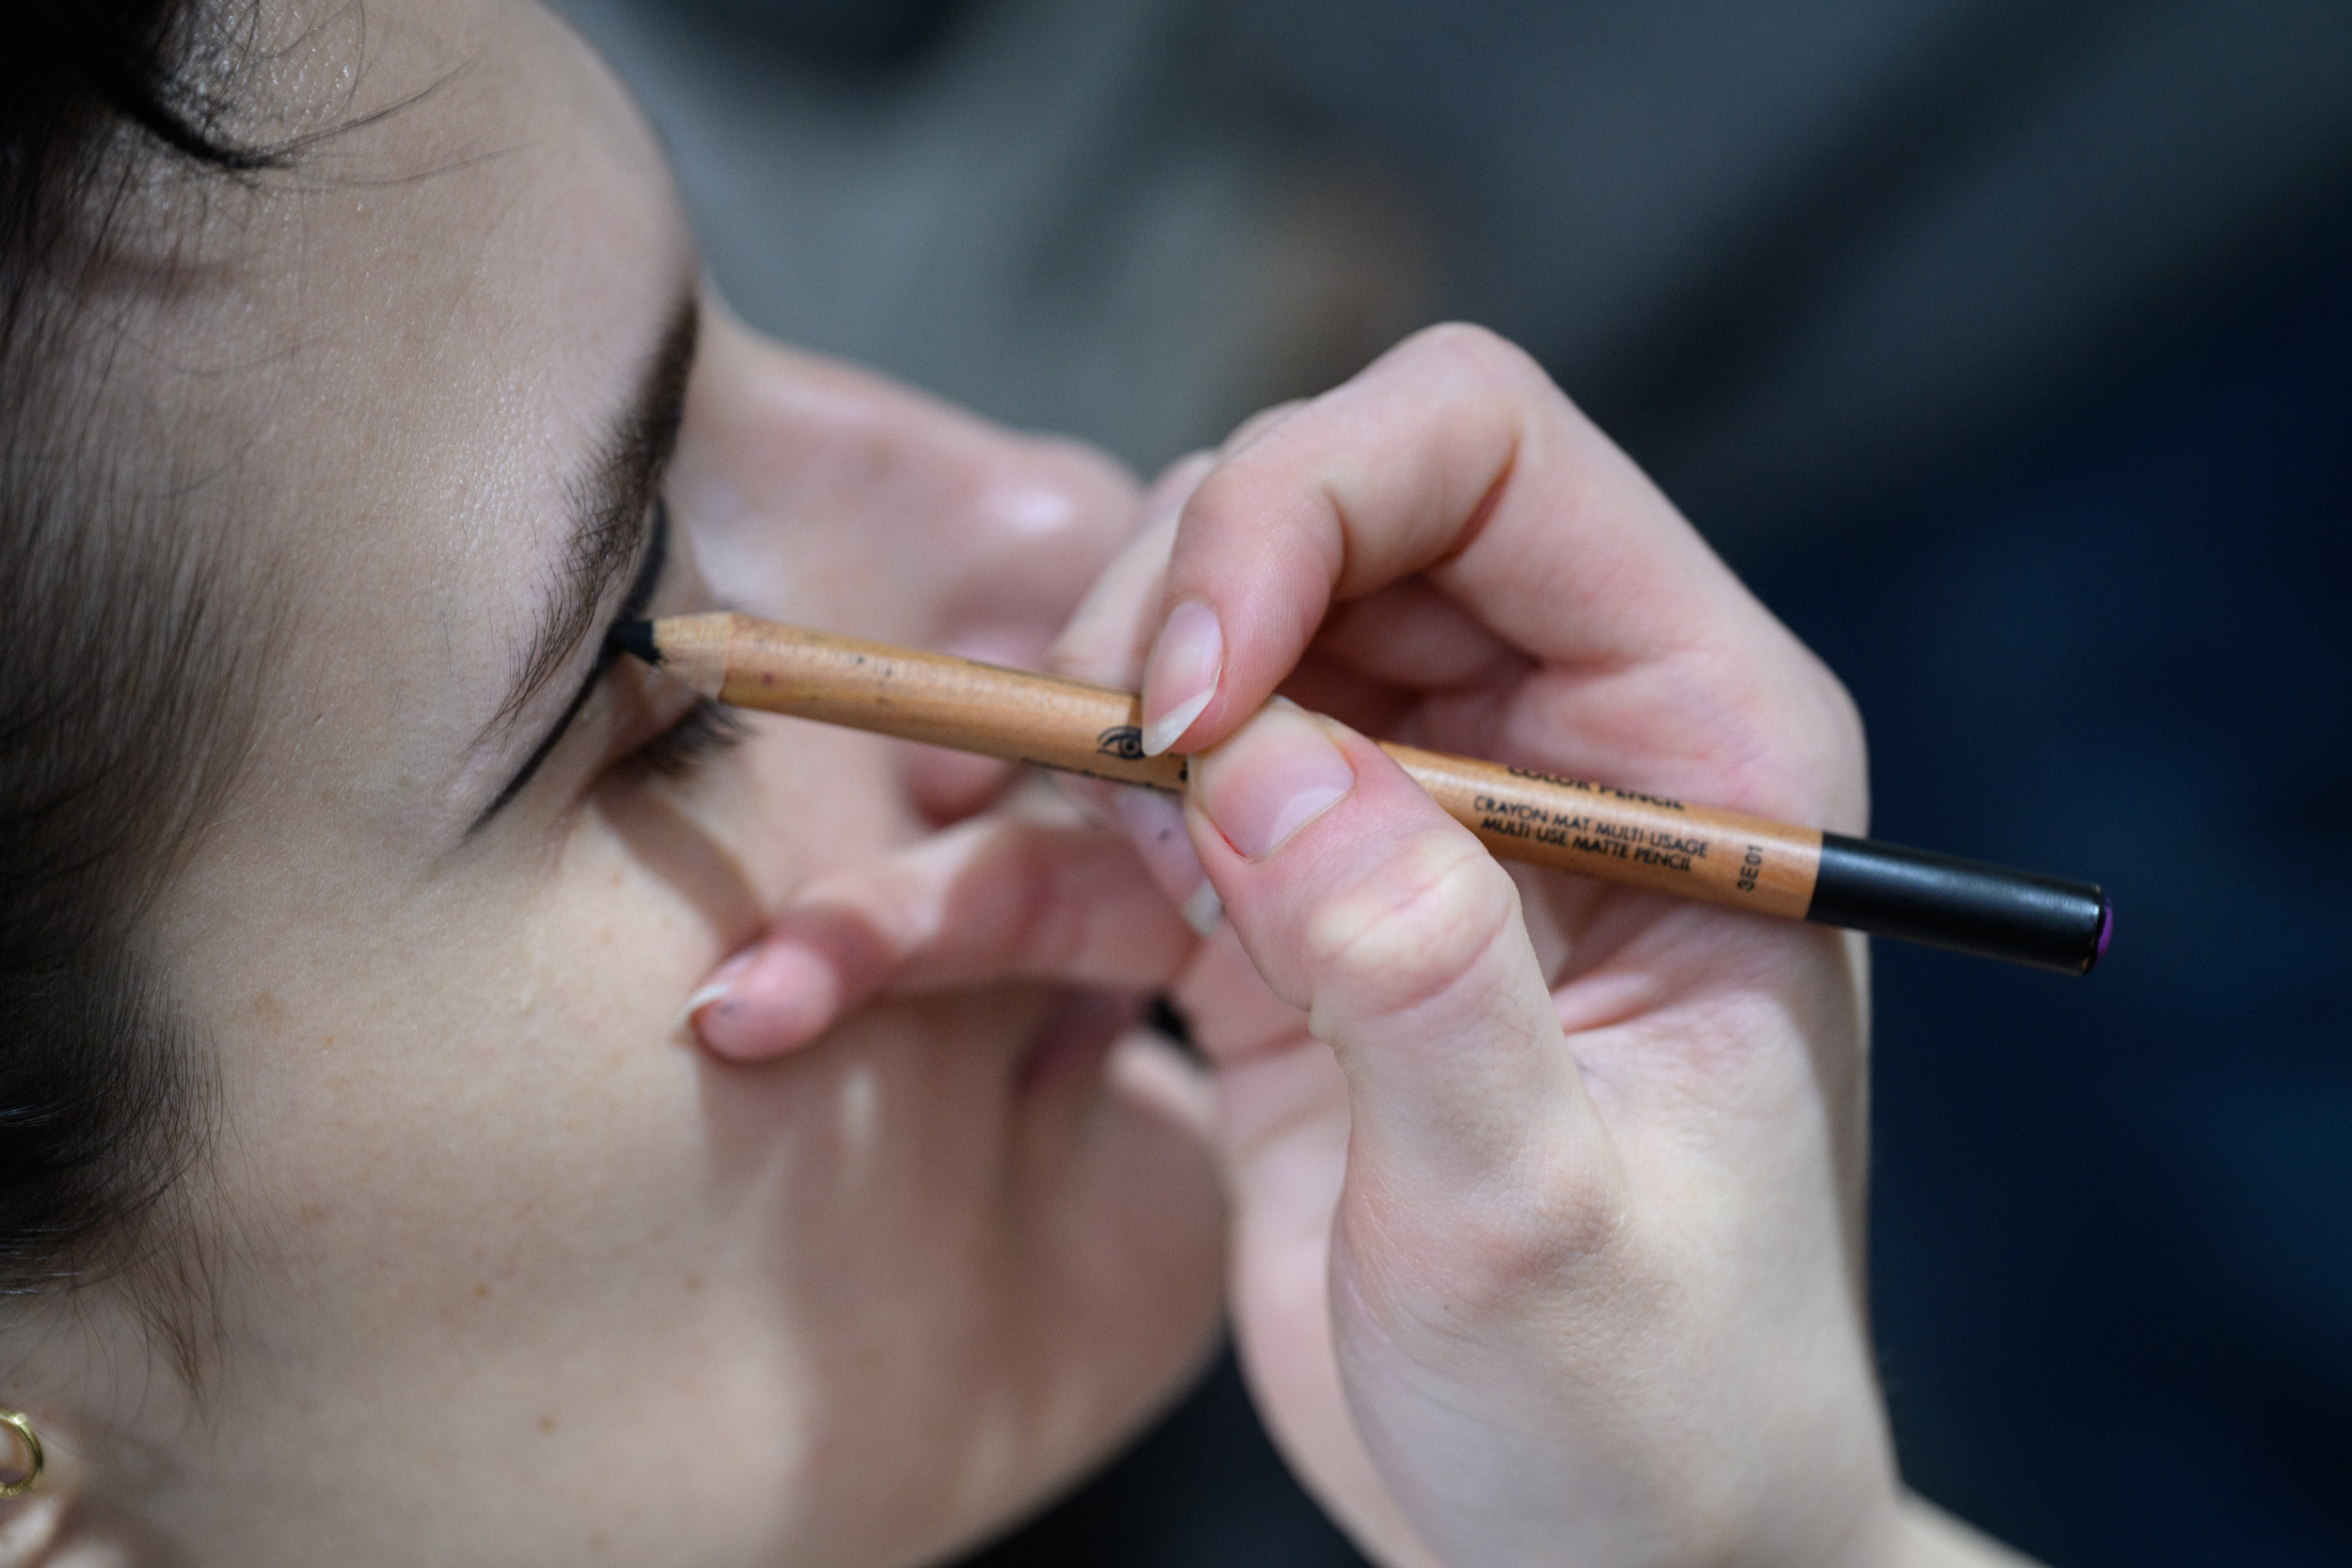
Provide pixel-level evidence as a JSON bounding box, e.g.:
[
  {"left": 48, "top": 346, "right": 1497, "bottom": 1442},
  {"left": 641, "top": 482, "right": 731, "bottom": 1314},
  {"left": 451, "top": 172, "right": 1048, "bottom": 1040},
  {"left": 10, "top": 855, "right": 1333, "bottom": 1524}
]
[{"left": 608, "top": 620, "right": 661, "bottom": 666}]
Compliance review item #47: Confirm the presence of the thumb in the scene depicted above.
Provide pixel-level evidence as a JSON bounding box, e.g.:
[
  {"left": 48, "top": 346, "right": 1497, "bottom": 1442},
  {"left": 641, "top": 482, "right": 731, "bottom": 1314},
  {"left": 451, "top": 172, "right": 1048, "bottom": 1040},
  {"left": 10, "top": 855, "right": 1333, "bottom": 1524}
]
[{"left": 1185, "top": 701, "right": 1622, "bottom": 1256}]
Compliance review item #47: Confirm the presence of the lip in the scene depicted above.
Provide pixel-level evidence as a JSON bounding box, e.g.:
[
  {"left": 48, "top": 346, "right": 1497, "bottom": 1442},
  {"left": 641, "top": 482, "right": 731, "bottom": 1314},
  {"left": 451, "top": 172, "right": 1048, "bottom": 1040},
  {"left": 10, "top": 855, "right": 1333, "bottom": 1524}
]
[{"left": 1015, "top": 990, "right": 1146, "bottom": 1098}]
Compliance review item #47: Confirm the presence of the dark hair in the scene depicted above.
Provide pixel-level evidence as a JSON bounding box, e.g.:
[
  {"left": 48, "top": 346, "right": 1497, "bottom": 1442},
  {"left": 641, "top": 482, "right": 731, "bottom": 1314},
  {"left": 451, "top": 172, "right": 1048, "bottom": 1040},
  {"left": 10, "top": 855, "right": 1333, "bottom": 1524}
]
[{"left": 1, "top": 0, "right": 286, "bottom": 1373}]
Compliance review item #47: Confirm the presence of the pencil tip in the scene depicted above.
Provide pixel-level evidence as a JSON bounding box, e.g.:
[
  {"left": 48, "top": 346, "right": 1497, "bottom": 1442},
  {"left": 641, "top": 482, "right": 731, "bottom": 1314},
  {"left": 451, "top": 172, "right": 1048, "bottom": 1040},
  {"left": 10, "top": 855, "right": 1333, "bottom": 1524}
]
[{"left": 608, "top": 619, "right": 661, "bottom": 666}]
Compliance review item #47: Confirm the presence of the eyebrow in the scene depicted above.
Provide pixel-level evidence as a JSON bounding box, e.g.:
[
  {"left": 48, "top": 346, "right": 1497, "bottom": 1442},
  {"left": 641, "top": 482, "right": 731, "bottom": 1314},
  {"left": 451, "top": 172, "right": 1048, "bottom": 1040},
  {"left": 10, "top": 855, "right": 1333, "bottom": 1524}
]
[{"left": 470, "top": 292, "right": 700, "bottom": 828}]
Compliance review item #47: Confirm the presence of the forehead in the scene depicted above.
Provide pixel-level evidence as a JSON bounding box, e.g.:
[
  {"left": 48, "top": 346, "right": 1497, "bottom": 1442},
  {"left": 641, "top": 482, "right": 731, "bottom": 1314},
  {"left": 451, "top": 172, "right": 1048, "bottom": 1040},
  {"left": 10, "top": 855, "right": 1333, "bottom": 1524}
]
[
  {"left": 263, "top": 0, "right": 681, "bottom": 551},
  {"left": 182, "top": 0, "right": 691, "bottom": 823}
]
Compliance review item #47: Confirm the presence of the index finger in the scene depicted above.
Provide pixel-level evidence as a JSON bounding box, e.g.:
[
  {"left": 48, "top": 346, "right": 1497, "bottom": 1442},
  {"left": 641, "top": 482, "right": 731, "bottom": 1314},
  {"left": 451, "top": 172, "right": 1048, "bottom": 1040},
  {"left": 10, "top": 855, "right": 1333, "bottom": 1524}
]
[{"left": 1136, "top": 324, "right": 1777, "bottom": 757}]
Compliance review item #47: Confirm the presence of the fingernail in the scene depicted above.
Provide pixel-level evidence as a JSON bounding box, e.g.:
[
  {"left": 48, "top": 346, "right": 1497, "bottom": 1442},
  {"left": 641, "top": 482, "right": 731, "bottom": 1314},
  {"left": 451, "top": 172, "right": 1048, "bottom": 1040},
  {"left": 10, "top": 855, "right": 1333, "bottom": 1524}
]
[
  {"left": 1110, "top": 787, "right": 1219, "bottom": 935},
  {"left": 685, "top": 944, "right": 840, "bottom": 1060},
  {"left": 675, "top": 949, "right": 755, "bottom": 1037},
  {"left": 1193, "top": 700, "right": 1355, "bottom": 861},
  {"left": 675, "top": 980, "right": 733, "bottom": 1036},
  {"left": 1140, "top": 599, "right": 1222, "bottom": 756}
]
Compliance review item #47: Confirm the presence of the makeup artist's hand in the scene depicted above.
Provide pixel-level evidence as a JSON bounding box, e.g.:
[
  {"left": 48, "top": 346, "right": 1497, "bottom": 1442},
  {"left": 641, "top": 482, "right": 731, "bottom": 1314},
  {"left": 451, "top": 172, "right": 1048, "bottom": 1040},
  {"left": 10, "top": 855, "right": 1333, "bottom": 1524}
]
[
  {"left": 1070, "top": 324, "right": 1909, "bottom": 1568},
  {"left": 685, "top": 326, "right": 2020, "bottom": 1568}
]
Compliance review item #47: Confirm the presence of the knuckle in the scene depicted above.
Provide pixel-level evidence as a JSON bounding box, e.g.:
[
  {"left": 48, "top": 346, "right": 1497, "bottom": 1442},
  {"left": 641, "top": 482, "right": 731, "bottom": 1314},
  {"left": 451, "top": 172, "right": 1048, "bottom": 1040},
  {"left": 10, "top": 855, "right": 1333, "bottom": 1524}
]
[
  {"left": 1447, "top": 1141, "right": 1630, "bottom": 1308},
  {"left": 1401, "top": 321, "right": 1549, "bottom": 390},
  {"left": 1786, "top": 661, "right": 1873, "bottom": 829},
  {"left": 1301, "top": 829, "right": 1521, "bottom": 1022},
  {"left": 1349, "top": 1134, "right": 1631, "bottom": 1329},
  {"left": 1809, "top": 657, "right": 1869, "bottom": 804},
  {"left": 1673, "top": 638, "right": 1873, "bottom": 829},
  {"left": 1217, "top": 399, "right": 1310, "bottom": 461}
]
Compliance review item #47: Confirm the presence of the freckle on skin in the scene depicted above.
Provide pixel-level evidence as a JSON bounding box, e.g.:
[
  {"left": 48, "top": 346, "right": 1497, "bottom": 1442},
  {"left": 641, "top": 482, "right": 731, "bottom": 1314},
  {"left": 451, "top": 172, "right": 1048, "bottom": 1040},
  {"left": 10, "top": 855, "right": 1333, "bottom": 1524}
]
[
  {"left": 298, "top": 1204, "right": 324, "bottom": 1225},
  {"left": 473, "top": 1282, "right": 491, "bottom": 1299},
  {"left": 537, "top": 1416, "right": 556, "bottom": 1434},
  {"left": 684, "top": 1274, "right": 703, "bottom": 1293}
]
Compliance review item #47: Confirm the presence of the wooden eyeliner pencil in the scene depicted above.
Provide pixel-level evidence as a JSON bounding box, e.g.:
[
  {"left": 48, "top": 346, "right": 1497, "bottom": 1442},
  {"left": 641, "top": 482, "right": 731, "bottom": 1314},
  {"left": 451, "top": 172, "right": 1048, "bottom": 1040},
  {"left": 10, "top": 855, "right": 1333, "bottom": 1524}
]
[{"left": 613, "top": 612, "right": 2112, "bottom": 975}]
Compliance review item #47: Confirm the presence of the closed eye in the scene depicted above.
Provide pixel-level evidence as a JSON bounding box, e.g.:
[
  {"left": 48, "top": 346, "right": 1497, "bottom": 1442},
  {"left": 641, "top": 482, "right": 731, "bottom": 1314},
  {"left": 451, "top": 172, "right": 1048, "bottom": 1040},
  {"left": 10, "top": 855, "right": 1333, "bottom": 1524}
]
[{"left": 624, "top": 697, "right": 748, "bottom": 778}]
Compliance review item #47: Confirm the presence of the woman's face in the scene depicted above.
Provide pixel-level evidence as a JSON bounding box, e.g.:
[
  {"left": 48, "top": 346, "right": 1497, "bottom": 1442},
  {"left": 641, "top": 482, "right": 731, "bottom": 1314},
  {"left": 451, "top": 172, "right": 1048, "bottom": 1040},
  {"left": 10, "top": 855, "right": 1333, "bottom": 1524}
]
[{"left": 48, "top": 2, "right": 1227, "bottom": 1560}]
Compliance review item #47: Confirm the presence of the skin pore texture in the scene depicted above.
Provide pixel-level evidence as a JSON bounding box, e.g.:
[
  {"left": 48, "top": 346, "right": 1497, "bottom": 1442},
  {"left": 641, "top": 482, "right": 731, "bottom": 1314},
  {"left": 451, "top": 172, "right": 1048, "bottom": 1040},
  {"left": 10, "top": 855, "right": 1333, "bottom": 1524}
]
[{"left": 2, "top": 4, "right": 1225, "bottom": 1562}]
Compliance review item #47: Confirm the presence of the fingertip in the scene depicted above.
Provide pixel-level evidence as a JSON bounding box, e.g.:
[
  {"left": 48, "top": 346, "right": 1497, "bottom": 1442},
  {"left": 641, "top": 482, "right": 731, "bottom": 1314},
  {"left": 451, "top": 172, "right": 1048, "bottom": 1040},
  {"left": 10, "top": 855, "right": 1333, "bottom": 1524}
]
[
  {"left": 1190, "top": 698, "right": 1358, "bottom": 862},
  {"left": 1140, "top": 687, "right": 1213, "bottom": 758},
  {"left": 902, "top": 744, "right": 1018, "bottom": 827},
  {"left": 674, "top": 979, "right": 734, "bottom": 1037},
  {"left": 1049, "top": 769, "right": 1120, "bottom": 823},
  {"left": 1107, "top": 786, "right": 1219, "bottom": 933},
  {"left": 687, "top": 942, "right": 843, "bottom": 1061},
  {"left": 1182, "top": 879, "right": 1225, "bottom": 938},
  {"left": 1139, "top": 599, "right": 1223, "bottom": 756},
  {"left": 674, "top": 947, "right": 755, "bottom": 1040}
]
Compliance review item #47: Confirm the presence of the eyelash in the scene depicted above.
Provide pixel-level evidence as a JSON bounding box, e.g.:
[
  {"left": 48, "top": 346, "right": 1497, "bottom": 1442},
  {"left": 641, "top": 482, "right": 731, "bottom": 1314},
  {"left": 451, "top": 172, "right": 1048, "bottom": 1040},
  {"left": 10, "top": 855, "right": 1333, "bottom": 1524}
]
[{"left": 627, "top": 697, "right": 750, "bottom": 779}]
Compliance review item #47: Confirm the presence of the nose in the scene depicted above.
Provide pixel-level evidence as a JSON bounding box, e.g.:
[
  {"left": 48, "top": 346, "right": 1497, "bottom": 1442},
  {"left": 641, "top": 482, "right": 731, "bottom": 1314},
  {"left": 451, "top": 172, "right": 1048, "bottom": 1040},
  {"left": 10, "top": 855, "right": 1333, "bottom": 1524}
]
[{"left": 670, "top": 308, "right": 1144, "bottom": 818}]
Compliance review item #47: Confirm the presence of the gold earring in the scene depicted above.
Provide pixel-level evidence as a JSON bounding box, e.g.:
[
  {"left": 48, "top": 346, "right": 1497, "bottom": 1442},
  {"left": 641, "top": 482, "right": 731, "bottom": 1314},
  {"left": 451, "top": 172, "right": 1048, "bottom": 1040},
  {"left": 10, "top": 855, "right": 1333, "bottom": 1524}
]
[{"left": 0, "top": 1409, "right": 41, "bottom": 1497}]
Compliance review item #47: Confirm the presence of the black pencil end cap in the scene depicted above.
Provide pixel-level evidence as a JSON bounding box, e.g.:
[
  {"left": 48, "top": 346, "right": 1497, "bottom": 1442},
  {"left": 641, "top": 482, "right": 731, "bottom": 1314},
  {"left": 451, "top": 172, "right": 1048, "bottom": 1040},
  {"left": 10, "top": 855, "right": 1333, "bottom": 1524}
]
[
  {"left": 2086, "top": 895, "right": 2114, "bottom": 974},
  {"left": 1808, "top": 832, "right": 2111, "bottom": 975},
  {"left": 608, "top": 619, "right": 661, "bottom": 666}
]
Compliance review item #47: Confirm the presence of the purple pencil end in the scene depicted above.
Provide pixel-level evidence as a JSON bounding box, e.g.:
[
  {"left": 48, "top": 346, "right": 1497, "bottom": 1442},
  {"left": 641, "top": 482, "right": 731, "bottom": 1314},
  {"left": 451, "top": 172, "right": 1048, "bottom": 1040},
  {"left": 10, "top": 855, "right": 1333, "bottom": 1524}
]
[{"left": 2088, "top": 897, "right": 2115, "bottom": 973}]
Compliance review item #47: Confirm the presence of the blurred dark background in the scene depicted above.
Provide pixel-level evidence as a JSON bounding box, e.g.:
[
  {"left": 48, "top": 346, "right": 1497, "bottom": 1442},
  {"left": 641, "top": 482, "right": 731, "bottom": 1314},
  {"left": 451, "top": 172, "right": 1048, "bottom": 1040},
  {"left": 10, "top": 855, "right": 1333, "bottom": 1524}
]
[{"left": 552, "top": 2, "right": 2352, "bottom": 1562}]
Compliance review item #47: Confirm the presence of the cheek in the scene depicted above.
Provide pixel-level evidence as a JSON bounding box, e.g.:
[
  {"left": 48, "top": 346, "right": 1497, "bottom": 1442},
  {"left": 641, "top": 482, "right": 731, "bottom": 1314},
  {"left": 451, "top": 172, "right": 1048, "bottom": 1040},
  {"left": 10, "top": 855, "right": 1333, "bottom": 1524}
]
[
  {"left": 592, "top": 708, "right": 930, "bottom": 936},
  {"left": 168, "top": 682, "right": 1228, "bottom": 1556},
  {"left": 200, "top": 705, "right": 967, "bottom": 1310}
]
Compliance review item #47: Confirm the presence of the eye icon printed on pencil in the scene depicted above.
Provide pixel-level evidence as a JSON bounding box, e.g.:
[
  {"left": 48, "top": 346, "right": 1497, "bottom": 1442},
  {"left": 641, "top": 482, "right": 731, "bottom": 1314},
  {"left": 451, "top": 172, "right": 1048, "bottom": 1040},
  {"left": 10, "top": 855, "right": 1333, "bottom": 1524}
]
[{"left": 1096, "top": 725, "right": 1147, "bottom": 761}]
